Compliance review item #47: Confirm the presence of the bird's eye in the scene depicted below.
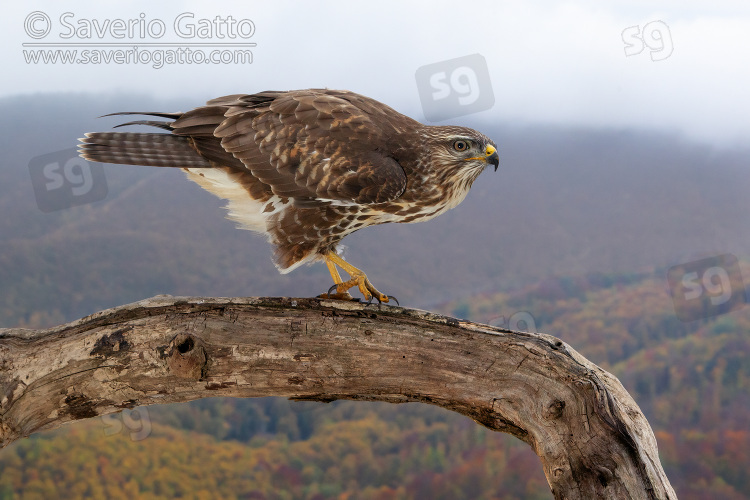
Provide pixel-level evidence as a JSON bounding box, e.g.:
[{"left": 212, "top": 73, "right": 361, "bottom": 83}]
[{"left": 453, "top": 140, "right": 469, "bottom": 152}]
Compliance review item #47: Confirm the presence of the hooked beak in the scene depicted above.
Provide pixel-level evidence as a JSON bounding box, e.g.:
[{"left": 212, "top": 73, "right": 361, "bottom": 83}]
[{"left": 485, "top": 145, "right": 499, "bottom": 171}]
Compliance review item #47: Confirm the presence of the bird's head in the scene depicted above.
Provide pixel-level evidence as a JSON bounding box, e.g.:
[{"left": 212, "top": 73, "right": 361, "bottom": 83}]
[{"left": 424, "top": 126, "right": 500, "bottom": 179}]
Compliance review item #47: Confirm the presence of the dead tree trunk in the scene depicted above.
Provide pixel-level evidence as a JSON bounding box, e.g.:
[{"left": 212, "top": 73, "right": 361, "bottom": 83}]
[{"left": 0, "top": 296, "right": 675, "bottom": 499}]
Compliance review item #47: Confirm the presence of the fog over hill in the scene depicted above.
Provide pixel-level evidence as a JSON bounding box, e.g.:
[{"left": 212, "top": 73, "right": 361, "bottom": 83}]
[{"left": 1, "top": 93, "right": 748, "bottom": 326}]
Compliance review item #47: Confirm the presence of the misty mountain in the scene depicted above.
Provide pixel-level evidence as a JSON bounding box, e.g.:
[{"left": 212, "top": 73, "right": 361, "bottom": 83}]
[{"left": 1, "top": 93, "right": 748, "bottom": 327}]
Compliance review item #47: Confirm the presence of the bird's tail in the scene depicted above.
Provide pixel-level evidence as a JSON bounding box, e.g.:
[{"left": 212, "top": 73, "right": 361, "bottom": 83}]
[
  {"left": 79, "top": 132, "right": 211, "bottom": 168},
  {"left": 78, "top": 112, "right": 211, "bottom": 168}
]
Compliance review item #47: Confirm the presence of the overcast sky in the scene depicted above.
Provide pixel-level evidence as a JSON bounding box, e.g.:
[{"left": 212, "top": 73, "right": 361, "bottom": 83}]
[{"left": 2, "top": 1, "right": 750, "bottom": 146}]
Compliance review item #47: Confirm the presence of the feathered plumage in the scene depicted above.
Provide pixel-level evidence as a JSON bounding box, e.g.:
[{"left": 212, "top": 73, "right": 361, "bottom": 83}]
[{"left": 80, "top": 89, "right": 499, "bottom": 301}]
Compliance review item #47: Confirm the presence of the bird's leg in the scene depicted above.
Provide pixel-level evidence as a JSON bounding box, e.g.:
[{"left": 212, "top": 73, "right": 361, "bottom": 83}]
[
  {"left": 323, "top": 256, "right": 354, "bottom": 301},
  {"left": 322, "top": 251, "right": 390, "bottom": 303},
  {"left": 325, "top": 258, "right": 344, "bottom": 285}
]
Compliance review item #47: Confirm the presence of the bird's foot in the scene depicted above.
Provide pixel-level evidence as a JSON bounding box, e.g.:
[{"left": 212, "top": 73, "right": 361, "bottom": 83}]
[
  {"left": 328, "top": 275, "right": 391, "bottom": 304},
  {"left": 322, "top": 251, "right": 397, "bottom": 304}
]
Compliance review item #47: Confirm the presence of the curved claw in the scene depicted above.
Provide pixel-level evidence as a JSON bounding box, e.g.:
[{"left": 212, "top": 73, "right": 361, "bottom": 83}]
[
  {"left": 328, "top": 284, "right": 339, "bottom": 296},
  {"left": 363, "top": 294, "right": 399, "bottom": 307}
]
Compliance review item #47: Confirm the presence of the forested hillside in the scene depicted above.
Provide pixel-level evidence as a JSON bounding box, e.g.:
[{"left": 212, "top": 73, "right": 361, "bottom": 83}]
[
  {"left": 2, "top": 269, "right": 749, "bottom": 499},
  {"left": 2, "top": 94, "right": 749, "bottom": 498},
  {"left": 442, "top": 269, "right": 750, "bottom": 498}
]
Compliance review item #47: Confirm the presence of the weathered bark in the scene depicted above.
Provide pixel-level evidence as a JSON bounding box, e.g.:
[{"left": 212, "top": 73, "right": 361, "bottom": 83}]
[{"left": 0, "top": 296, "right": 675, "bottom": 499}]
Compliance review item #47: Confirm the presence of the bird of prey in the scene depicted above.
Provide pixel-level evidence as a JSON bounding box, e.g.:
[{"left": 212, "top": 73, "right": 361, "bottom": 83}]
[{"left": 79, "top": 89, "right": 499, "bottom": 303}]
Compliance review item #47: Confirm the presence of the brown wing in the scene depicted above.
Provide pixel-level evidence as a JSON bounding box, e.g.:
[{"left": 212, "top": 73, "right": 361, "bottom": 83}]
[{"left": 181, "top": 90, "right": 411, "bottom": 206}]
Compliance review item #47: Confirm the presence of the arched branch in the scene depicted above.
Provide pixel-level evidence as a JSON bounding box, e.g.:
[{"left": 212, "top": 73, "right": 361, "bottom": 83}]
[{"left": 0, "top": 296, "right": 675, "bottom": 499}]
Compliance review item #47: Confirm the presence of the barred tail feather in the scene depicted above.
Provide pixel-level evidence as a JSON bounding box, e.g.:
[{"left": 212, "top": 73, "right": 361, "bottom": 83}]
[{"left": 78, "top": 132, "right": 211, "bottom": 168}]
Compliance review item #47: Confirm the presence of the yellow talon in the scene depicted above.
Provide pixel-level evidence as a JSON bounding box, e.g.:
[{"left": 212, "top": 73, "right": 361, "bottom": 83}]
[{"left": 320, "top": 251, "right": 390, "bottom": 303}]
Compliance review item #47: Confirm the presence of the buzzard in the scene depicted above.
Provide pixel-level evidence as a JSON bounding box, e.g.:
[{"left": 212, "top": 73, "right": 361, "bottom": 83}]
[{"left": 79, "top": 89, "right": 499, "bottom": 303}]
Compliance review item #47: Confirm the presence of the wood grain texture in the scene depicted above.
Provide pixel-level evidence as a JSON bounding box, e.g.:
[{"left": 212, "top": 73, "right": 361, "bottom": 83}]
[{"left": 0, "top": 296, "right": 676, "bottom": 499}]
